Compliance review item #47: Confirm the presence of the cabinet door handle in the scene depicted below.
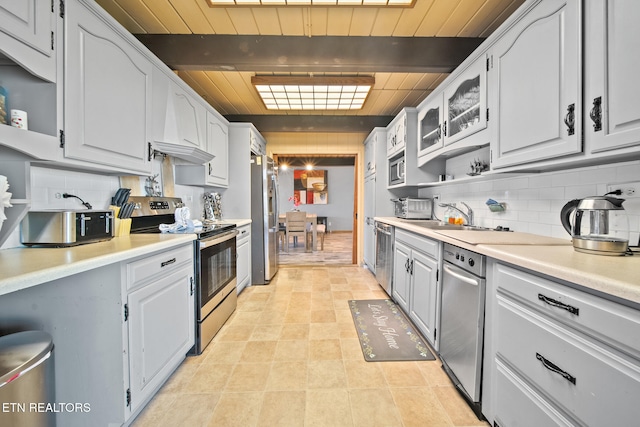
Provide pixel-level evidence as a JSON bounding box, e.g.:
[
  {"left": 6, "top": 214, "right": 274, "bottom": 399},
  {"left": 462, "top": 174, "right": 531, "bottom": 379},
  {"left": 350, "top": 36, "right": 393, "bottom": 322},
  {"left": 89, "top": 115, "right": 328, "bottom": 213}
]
[
  {"left": 443, "top": 121, "right": 447, "bottom": 136},
  {"left": 405, "top": 259, "right": 410, "bottom": 272},
  {"left": 536, "top": 353, "right": 576, "bottom": 385},
  {"left": 538, "top": 293, "right": 579, "bottom": 315},
  {"left": 209, "top": 163, "right": 213, "bottom": 175},
  {"left": 161, "top": 258, "right": 176, "bottom": 268},
  {"left": 437, "top": 124, "right": 442, "bottom": 141},
  {"left": 564, "top": 103, "right": 575, "bottom": 136},
  {"left": 409, "top": 259, "right": 414, "bottom": 275},
  {"left": 590, "top": 96, "right": 602, "bottom": 132}
]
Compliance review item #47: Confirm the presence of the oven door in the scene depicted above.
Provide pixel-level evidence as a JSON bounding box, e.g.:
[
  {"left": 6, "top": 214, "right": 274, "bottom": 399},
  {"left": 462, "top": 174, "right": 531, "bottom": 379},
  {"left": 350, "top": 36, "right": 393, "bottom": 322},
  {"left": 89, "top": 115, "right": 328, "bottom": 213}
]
[{"left": 198, "top": 230, "right": 238, "bottom": 319}]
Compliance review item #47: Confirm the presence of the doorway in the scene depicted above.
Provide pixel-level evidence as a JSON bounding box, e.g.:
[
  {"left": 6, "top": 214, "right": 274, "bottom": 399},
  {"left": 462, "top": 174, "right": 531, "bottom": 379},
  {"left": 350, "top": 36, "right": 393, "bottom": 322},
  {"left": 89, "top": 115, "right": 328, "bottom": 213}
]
[{"left": 274, "top": 154, "right": 358, "bottom": 265}]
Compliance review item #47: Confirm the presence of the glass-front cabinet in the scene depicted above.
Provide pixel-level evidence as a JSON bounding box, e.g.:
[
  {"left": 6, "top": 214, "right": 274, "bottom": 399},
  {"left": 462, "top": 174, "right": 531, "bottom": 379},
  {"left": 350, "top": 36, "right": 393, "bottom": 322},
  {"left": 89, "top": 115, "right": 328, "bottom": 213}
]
[
  {"left": 417, "top": 92, "right": 444, "bottom": 159},
  {"left": 443, "top": 58, "right": 488, "bottom": 146}
]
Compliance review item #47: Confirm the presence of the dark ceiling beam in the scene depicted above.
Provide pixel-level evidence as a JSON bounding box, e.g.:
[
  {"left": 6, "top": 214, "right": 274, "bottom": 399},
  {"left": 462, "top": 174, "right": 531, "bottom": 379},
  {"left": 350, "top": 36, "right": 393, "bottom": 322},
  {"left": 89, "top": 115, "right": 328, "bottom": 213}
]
[
  {"left": 134, "top": 34, "right": 485, "bottom": 73},
  {"left": 225, "top": 115, "right": 394, "bottom": 133}
]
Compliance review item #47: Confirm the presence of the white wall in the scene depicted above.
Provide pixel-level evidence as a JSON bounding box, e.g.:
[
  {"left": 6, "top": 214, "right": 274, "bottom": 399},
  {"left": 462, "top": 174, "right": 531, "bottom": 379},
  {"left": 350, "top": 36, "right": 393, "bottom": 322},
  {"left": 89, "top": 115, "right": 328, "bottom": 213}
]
[
  {"left": 278, "top": 165, "right": 355, "bottom": 231},
  {"left": 418, "top": 160, "right": 640, "bottom": 245}
]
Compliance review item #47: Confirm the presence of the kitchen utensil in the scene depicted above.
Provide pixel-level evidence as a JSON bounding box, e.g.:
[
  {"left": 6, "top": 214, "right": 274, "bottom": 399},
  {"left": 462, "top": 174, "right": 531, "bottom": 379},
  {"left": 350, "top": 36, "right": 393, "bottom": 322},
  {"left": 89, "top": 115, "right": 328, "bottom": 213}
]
[
  {"left": 112, "top": 188, "right": 131, "bottom": 206},
  {"left": 560, "top": 196, "right": 629, "bottom": 255},
  {"left": 118, "top": 203, "right": 135, "bottom": 219}
]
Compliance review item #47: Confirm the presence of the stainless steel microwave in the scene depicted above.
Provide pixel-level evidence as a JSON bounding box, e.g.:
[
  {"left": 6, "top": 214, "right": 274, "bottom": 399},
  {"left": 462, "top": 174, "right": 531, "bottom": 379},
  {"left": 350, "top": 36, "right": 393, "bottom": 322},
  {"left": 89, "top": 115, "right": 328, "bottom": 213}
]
[{"left": 389, "top": 156, "right": 405, "bottom": 186}]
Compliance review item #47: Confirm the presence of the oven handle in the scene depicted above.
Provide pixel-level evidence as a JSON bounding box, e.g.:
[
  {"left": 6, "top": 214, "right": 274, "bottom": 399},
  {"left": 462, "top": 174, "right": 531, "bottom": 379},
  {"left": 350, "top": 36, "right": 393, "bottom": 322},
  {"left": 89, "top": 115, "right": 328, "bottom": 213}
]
[{"left": 199, "top": 229, "right": 239, "bottom": 249}]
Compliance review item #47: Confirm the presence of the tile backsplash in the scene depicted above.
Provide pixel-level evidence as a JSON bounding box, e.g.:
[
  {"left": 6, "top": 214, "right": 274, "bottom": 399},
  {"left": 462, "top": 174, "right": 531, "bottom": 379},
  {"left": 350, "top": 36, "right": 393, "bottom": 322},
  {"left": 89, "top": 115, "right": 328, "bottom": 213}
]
[
  {"left": 3, "top": 159, "right": 638, "bottom": 249},
  {"left": 418, "top": 160, "right": 640, "bottom": 246}
]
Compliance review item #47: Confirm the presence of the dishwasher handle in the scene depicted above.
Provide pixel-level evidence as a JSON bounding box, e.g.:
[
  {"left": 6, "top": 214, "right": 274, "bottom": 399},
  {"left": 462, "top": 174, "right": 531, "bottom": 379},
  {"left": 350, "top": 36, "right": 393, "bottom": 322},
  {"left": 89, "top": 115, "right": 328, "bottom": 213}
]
[
  {"left": 443, "top": 263, "right": 480, "bottom": 286},
  {"left": 375, "top": 224, "right": 393, "bottom": 236}
]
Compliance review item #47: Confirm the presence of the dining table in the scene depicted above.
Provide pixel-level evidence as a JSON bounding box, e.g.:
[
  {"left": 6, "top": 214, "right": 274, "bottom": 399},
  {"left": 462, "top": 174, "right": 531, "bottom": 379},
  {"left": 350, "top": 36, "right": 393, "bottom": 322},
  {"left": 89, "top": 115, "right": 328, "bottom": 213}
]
[{"left": 279, "top": 212, "right": 318, "bottom": 251}]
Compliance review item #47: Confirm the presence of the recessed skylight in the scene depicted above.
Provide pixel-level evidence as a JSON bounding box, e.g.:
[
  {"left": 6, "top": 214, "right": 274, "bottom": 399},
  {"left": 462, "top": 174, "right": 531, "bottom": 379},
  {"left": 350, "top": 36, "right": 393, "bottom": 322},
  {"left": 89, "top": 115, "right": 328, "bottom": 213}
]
[
  {"left": 252, "top": 76, "right": 374, "bottom": 111},
  {"left": 207, "top": 0, "right": 414, "bottom": 6}
]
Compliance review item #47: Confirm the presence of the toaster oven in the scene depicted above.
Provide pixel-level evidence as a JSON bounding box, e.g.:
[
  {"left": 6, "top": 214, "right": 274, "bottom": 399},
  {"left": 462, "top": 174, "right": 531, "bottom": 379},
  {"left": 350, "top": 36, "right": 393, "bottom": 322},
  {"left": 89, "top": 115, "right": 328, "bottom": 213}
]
[{"left": 391, "top": 198, "right": 433, "bottom": 219}]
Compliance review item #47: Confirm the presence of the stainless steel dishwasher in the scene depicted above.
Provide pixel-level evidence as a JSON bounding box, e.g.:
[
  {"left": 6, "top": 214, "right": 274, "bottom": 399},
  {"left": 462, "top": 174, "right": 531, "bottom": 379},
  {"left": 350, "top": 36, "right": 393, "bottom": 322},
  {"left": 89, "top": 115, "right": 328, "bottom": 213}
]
[
  {"left": 374, "top": 221, "right": 394, "bottom": 296},
  {"left": 439, "top": 243, "right": 486, "bottom": 419}
]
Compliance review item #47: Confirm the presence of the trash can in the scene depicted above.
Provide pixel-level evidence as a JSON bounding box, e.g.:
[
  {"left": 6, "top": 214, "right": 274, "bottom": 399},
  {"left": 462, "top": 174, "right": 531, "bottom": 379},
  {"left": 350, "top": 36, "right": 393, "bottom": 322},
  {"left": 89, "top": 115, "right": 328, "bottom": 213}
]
[{"left": 0, "top": 331, "right": 55, "bottom": 427}]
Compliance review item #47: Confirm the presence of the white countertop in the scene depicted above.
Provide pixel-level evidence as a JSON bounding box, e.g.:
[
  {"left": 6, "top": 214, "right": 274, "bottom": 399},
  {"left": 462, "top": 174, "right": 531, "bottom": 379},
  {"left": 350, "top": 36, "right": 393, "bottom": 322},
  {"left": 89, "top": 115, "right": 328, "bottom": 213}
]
[
  {"left": 0, "top": 234, "right": 196, "bottom": 297},
  {"left": 376, "top": 217, "right": 640, "bottom": 307}
]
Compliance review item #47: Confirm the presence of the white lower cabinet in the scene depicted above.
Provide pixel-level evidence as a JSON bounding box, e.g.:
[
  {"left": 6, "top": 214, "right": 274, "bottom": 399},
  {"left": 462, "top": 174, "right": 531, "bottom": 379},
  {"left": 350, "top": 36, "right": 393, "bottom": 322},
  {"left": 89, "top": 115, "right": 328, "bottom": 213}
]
[
  {"left": 236, "top": 223, "right": 251, "bottom": 293},
  {"left": 0, "top": 242, "right": 195, "bottom": 426},
  {"left": 484, "top": 261, "right": 640, "bottom": 426},
  {"left": 393, "top": 229, "right": 440, "bottom": 347},
  {"left": 126, "top": 245, "right": 195, "bottom": 414}
]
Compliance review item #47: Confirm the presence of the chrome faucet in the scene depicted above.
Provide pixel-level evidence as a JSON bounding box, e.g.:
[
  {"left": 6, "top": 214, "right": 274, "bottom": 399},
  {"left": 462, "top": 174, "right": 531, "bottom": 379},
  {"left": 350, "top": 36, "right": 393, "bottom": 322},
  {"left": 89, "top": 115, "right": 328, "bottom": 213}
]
[{"left": 439, "top": 202, "right": 474, "bottom": 226}]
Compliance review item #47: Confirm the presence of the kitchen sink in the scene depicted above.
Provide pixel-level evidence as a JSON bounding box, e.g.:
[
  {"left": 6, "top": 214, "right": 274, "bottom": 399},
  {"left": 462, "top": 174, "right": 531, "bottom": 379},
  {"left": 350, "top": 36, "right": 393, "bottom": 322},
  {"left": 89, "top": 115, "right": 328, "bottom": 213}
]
[{"left": 401, "top": 220, "right": 493, "bottom": 231}]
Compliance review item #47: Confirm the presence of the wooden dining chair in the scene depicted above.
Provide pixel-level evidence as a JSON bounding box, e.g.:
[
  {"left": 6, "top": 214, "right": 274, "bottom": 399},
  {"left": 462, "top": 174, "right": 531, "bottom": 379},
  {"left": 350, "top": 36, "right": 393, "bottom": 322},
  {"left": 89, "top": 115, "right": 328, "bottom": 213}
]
[
  {"left": 285, "top": 211, "right": 308, "bottom": 252},
  {"left": 307, "top": 224, "right": 326, "bottom": 251}
]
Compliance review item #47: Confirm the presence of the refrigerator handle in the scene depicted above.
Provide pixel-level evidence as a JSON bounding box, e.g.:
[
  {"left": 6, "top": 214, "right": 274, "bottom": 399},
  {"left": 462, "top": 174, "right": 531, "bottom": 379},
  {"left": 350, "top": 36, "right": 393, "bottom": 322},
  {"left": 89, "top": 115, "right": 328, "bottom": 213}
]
[{"left": 272, "top": 174, "right": 279, "bottom": 228}]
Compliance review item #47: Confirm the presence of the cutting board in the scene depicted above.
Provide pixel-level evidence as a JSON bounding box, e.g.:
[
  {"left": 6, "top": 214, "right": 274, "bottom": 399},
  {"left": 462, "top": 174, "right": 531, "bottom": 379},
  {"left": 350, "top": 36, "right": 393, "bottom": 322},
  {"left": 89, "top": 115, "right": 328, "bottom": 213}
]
[{"left": 433, "top": 230, "right": 572, "bottom": 246}]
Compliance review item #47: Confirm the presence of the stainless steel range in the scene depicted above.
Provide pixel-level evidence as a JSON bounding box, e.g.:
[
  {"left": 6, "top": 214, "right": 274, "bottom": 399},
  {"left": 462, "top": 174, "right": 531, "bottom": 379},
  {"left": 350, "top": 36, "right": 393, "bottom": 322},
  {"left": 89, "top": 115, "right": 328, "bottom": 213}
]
[{"left": 129, "top": 196, "right": 238, "bottom": 355}]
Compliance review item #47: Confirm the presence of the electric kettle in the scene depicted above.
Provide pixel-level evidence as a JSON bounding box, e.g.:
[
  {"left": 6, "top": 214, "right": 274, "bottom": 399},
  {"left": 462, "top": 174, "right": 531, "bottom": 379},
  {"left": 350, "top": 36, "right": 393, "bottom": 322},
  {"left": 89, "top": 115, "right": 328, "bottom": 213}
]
[{"left": 560, "top": 196, "right": 629, "bottom": 256}]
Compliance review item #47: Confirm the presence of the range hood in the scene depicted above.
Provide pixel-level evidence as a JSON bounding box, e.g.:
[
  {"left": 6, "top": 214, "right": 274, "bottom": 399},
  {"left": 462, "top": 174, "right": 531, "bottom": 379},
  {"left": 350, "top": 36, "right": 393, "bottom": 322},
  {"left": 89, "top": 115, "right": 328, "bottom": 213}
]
[{"left": 152, "top": 141, "right": 214, "bottom": 164}]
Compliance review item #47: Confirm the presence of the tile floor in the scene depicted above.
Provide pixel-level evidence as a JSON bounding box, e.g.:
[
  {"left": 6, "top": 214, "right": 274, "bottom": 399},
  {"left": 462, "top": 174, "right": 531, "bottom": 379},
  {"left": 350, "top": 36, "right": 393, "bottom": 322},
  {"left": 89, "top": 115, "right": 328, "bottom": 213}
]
[
  {"left": 278, "top": 231, "right": 353, "bottom": 266},
  {"left": 132, "top": 265, "right": 490, "bottom": 427}
]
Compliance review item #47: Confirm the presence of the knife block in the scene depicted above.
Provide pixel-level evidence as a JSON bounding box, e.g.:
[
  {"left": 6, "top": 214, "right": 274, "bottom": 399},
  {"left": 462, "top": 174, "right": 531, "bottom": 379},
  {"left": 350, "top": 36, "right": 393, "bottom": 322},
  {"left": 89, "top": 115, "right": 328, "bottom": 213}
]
[
  {"left": 110, "top": 206, "right": 131, "bottom": 237},
  {"left": 115, "top": 218, "right": 131, "bottom": 237}
]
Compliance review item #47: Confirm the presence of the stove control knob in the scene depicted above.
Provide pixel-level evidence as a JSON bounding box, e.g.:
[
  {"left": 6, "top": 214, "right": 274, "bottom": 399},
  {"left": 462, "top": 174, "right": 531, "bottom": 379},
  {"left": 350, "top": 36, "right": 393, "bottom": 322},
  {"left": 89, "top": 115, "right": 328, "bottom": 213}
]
[
  {"left": 460, "top": 255, "right": 465, "bottom": 262},
  {"left": 468, "top": 258, "right": 475, "bottom": 267},
  {"left": 455, "top": 253, "right": 460, "bottom": 260}
]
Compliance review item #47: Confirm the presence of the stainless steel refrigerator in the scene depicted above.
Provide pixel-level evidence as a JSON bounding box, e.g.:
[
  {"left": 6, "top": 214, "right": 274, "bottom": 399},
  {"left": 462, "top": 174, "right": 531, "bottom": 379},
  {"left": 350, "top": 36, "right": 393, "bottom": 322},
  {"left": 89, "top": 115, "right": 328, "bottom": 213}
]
[{"left": 250, "top": 155, "right": 279, "bottom": 284}]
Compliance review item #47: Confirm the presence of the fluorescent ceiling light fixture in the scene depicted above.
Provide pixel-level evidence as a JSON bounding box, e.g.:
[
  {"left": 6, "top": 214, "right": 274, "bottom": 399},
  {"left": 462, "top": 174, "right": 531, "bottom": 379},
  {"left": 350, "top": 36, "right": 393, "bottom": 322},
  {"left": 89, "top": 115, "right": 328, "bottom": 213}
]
[
  {"left": 252, "top": 76, "right": 374, "bottom": 111},
  {"left": 206, "top": 0, "right": 414, "bottom": 6}
]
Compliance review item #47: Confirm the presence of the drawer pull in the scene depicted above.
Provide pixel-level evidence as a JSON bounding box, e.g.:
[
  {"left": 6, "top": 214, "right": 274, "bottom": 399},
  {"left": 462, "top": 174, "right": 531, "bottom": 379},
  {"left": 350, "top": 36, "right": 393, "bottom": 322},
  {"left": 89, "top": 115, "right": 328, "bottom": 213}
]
[
  {"left": 538, "top": 294, "right": 579, "bottom": 315},
  {"left": 536, "top": 353, "right": 576, "bottom": 385},
  {"left": 161, "top": 258, "right": 176, "bottom": 268}
]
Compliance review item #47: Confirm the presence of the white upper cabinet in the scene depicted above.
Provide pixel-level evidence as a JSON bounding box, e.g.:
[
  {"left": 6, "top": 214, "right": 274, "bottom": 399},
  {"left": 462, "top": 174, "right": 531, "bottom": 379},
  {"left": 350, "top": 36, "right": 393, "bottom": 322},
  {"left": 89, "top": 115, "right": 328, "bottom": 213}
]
[
  {"left": 364, "top": 128, "right": 379, "bottom": 177},
  {"left": 174, "top": 110, "right": 229, "bottom": 188},
  {"left": 585, "top": 0, "right": 640, "bottom": 154},
  {"left": 417, "top": 92, "right": 444, "bottom": 160},
  {"left": 64, "top": 0, "right": 152, "bottom": 174},
  {"left": 206, "top": 110, "right": 229, "bottom": 187},
  {"left": 490, "top": 0, "right": 582, "bottom": 169},
  {"left": 387, "top": 113, "right": 406, "bottom": 157},
  {"left": 0, "top": 0, "right": 57, "bottom": 82},
  {"left": 443, "top": 58, "right": 488, "bottom": 147},
  {"left": 152, "top": 67, "right": 206, "bottom": 152}
]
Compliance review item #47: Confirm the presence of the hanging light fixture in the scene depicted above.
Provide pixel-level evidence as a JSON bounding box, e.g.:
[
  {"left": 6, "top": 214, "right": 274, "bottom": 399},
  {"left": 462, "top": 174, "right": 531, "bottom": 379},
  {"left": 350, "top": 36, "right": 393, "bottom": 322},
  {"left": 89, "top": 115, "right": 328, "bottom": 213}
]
[{"left": 252, "top": 76, "right": 374, "bottom": 111}]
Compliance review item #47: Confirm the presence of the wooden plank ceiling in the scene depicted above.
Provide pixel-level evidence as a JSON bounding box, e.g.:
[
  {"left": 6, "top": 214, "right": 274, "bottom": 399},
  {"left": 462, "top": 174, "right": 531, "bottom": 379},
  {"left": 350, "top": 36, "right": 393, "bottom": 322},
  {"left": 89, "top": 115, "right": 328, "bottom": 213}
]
[{"left": 96, "top": 0, "right": 524, "bottom": 132}]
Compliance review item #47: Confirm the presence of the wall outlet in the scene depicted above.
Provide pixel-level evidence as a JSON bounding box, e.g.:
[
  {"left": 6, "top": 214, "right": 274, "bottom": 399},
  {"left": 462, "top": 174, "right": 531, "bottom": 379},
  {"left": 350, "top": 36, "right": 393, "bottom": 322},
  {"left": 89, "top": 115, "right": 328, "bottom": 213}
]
[{"left": 607, "top": 181, "right": 640, "bottom": 199}]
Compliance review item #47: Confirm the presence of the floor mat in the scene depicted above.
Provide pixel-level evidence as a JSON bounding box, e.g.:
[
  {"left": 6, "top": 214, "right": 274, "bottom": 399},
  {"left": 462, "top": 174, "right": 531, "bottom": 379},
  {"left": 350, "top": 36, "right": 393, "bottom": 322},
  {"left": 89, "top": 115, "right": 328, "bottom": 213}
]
[{"left": 349, "top": 299, "right": 436, "bottom": 362}]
